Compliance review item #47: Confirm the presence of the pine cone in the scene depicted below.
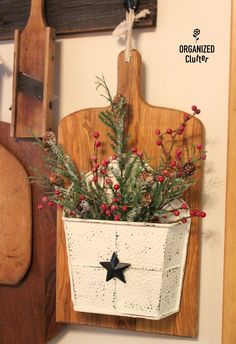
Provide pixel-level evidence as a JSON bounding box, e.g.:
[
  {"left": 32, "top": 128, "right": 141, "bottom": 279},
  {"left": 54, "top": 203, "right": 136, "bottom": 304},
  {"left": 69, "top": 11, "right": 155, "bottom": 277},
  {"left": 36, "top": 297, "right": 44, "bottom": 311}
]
[
  {"left": 181, "top": 162, "right": 196, "bottom": 178},
  {"left": 113, "top": 94, "right": 124, "bottom": 105},
  {"left": 43, "top": 131, "right": 56, "bottom": 144},
  {"left": 141, "top": 193, "right": 152, "bottom": 207},
  {"left": 139, "top": 172, "right": 154, "bottom": 184},
  {"left": 49, "top": 173, "right": 62, "bottom": 185}
]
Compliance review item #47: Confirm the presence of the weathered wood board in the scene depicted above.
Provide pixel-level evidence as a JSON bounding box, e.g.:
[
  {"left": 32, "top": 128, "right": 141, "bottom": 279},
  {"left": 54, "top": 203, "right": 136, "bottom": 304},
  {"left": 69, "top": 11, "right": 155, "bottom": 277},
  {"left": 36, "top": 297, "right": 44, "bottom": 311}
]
[
  {"left": 57, "top": 50, "right": 204, "bottom": 337},
  {"left": 11, "top": 0, "right": 55, "bottom": 138},
  {"left": 222, "top": 0, "right": 236, "bottom": 342},
  {"left": 0, "top": 0, "right": 157, "bottom": 40},
  {"left": 0, "top": 144, "right": 31, "bottom": 285},
  {"left": 0, "top": 122, "right": 64, "bottom": 344}
]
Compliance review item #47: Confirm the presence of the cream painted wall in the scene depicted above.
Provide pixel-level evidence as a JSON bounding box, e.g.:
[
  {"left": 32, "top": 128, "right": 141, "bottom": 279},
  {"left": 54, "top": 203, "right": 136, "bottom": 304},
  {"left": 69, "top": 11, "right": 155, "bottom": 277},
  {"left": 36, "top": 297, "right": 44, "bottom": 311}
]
[{"left": 0, "top": 0, "right": 231, "bottom": 343}]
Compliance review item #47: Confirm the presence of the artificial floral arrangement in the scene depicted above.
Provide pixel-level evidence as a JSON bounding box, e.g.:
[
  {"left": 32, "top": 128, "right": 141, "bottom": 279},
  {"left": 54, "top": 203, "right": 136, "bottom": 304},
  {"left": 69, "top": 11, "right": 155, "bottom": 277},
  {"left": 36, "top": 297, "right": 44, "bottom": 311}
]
[{"left": 33, "top": 76, "right": 206, "bottom": 223}]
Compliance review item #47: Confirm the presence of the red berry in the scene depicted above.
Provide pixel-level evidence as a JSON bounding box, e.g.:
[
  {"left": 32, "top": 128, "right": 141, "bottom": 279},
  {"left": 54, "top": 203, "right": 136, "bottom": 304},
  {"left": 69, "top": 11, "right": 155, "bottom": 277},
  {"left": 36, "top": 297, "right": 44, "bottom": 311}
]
[
  {"left": 93, "top": 131, "right": 100, "bottom": 139},
  {"left": 105, "top": 209, "right": 111, "bottom": 217},
  {"left": 181, "top": 203, "right": 187, "bottom": 209},
  {"left": 102, "top": 159, "right": 109, "bottom": 167},
  {"left": 176, "top": 149, "right": 182, "bottom": 156},
  {"left": 92, "top": 155, "right": 97, "bottom": 162},
  {"left": 200, "top": 211, "right": 206, "bottom": 218},
  {"left": 37, "top": 204, "right": 44, "bottom": 210},
  {"left": 42, "top": 196, "right": 49, "bottom": 202},
  {"left": 184, "top": 113, "right": 190, "bottom": 121},
  {"left": 122, "top": 206, "right": 128, "bottom": 212},
  {"left": 156, "top": 139, "right": 162, "bottom": 146},
  {"left": 112, "top": 198, "right": 118, "bottom": 203},
  {"left": 80, "top": 195, "right": 85, "bottom": 201},
  {"left": 162, "top": 170, "right": 169, "bottom": 176},
  {"left": 94, "top": 163, "right": 100, "bottom": 170},
  {"left": 137, "top": 151, "right": 144, "bottom": 158},
  {"left": 196, "top": 210, "right": 202, "bottom": 217},
  {"left": 111, "top": 205, "right": 118, "bottom": 212},
  {"left": 100, "top": 204, "right": 107, "bottom": 212},
  {"left": 191, "top": 105, "right": 197, "bottom": 112},
  {"left": 112, "top": 154, "right": 117, "bottom": 160},
  {"left": 114, "top": 184, "right": 120, "bottom": 191},
  {"left": 155, "top": 129, "right": 161, "bottom": 135},
  {"left": 181, "top": 218, "right": 187, "bottom": 223},
  {"left": 178, "top": 128, "right": 184, "bottom": 135},
  {"left": 57, "top": 204, "right": 63, "bottom": 210},
  {"left": 100, "top": 169, "right": 107, "bottom": 175},
  {"left": 190, "top": 210, "right": 197, "bottom": 216},
  {"left": 116, "top": 193, "right": 122, "bottom": 199},
  {"left": 157, "top": 176, "right": 164, "bottom": 183},
  {"left": 170, "top": 161, "right": 177, "bottom": 168},
  {"left": 92, "top": 176, "right": 98, "bottom": 183},
  {"left": 196, "top": 109, "right": 201, "bottom": 114},
  {"left": 106, "top": 178, "right": 113, "bottom": 185},
  {"left": 48, "top": 201, "right": 54, "bottom": 207},
  {"left": 54, "top": 190, "right": 60, "bottom": 196},
  {"left": 95, "top": 140, "right": 101, "bottom": 148},
  {"left": 201, "top": 153, "right": 207, "bottom": 160},
  {"left": 114, "top": 214, "right": 120, "bottom": 221},
  {"left": 131, "top": 147, "right": 138, "bottom": 154},
  {"left": 166, "top": 128, "right": 173, "bottom": 134},
  {"left": 196, "top": 143, "right": 202, "bottom": 150},
  {"left": 174, "top": 210, "right": 180, "bottom": 216}
]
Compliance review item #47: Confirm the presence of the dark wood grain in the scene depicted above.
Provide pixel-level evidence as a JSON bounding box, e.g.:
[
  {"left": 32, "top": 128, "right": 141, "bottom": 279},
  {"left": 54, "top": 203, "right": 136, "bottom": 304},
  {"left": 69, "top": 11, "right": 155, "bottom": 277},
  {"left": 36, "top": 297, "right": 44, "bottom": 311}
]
[
  {"left": 56, "top": 50, "right": 204, "bottom": 337},
  {"left": 0, "top": 0, "right": 157, "bottom": 40},
  {"left": 0, "top": 121, "right": 64, "bottom": 344}
]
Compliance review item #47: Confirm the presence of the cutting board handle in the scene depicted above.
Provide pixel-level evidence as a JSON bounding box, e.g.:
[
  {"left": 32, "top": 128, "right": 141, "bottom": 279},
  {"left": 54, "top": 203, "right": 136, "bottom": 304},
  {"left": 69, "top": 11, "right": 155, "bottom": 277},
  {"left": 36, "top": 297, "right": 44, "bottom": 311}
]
[
  {"left": 117, "top": 49, "right": 142, "bottom": 103},
  {"left": 27, "top": 0, "right": 46, "bottom": 27}
]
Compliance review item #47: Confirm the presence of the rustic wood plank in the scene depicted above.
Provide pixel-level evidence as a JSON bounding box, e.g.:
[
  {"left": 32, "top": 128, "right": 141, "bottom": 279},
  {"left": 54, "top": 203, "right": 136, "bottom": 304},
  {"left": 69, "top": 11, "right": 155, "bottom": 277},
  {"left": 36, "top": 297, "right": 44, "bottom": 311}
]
[
  {"left": 57, "top": 50, "right": 203, "bottom": 337},
  {"left": 0, "top": 144, "right": 31, "bottom": 285},
  {"left": 11, "top": 0, "right": 55, "bottom": 138},
  {"left": 0, "top": 0, "right": 157, "bottom": 40},
  {"left": 0, "top": 122, "right": 64, "bottom": 343},
  {"left": 222, "top": 0, "right": 236, "bottom": 343}
]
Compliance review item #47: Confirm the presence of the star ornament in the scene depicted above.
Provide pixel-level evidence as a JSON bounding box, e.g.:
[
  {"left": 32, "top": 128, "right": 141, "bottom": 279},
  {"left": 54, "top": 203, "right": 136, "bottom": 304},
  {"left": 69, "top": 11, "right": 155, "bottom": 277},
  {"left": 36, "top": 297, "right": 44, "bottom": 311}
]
[{"left": 100, "top": 252, "right": 130, "bottom": 283}]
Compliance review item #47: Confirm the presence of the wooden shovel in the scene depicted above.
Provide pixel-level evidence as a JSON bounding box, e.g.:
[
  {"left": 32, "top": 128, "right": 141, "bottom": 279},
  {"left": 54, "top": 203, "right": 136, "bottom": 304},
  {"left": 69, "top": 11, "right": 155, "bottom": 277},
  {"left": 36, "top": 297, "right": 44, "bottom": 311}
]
[
  {"left": 57, "top": 50, "right": 204, "bottom": 337},
  {"left": 11, "top": 0, "right": 55, "bottom": 138}
]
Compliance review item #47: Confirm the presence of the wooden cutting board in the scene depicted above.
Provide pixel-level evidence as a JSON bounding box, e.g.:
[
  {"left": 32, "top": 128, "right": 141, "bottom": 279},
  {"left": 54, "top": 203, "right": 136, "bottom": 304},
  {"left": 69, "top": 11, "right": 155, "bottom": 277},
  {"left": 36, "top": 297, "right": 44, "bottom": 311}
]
[
  {"left": 11, "top": 0, "right": 55, "bottom": 138},
  {"left": 57, "top": 50, "right": 204, "bottom": 337},
  {"left": 0, "top": 144, "right": 31, "bottom": 285}
]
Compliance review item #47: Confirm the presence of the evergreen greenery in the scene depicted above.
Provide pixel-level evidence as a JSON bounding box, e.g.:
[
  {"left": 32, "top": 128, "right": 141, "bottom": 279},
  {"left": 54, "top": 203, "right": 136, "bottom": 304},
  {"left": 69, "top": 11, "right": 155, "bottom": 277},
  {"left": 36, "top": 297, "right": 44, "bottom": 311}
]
[{"left": 32, "top": 78, "right": 206, "bottom": 223}]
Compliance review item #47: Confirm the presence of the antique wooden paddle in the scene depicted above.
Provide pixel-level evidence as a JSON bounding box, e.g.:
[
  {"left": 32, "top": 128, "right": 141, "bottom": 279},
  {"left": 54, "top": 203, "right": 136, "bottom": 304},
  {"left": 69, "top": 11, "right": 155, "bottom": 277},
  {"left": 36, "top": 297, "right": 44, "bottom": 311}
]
[
  {"left": 0, "top": 144, "right": 31, "bottom": 285},
  {"left": 0, "top": 122, "right": 63, "bottom": 343},
  {"left": 11, "top": 0, "right": 55, "bottom": 138},
  {"left": 0, "top": 2, "right": 61, "bottom": 342},
  {"left": 57, "top": 50, "right": 204, "bottom": 337}
]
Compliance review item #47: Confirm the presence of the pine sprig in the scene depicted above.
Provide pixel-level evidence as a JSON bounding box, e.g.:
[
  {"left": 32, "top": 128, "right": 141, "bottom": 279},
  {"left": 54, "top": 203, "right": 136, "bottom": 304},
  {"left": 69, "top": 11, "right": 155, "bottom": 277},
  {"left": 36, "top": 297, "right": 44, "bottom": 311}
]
[{"left": 33, "top": 79, "right": 206, "bottom": 223}]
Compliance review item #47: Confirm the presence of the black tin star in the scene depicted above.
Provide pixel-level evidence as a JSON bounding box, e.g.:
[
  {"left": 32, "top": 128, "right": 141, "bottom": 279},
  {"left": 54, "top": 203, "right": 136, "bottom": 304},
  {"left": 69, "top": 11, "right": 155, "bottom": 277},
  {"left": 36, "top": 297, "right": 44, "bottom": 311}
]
[{"left": 100, "top": 252, "right": 130, "bottom": 283}]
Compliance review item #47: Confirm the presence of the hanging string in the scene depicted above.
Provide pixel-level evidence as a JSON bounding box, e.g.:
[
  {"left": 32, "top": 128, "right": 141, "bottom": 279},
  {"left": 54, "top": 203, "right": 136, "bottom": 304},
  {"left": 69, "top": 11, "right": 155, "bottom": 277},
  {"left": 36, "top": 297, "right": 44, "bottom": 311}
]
[{"left": 113, "top": 8, "right": 150, "bottom": 63}]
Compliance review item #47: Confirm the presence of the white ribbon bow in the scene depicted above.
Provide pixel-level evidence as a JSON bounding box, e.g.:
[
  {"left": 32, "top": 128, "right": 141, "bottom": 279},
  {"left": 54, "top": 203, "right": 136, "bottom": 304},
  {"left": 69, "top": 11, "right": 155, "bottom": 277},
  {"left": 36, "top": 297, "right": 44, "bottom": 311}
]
[{"left": 113, "top": 9, "right": 151, "bottom": 63}]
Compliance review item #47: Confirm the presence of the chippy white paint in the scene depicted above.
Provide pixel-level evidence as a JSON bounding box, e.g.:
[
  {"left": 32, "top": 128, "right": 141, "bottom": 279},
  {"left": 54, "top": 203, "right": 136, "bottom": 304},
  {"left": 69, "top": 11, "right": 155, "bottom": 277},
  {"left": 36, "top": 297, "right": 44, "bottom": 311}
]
[{"left": 63, "top": 218, "right": 191, "bottom": 320}]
